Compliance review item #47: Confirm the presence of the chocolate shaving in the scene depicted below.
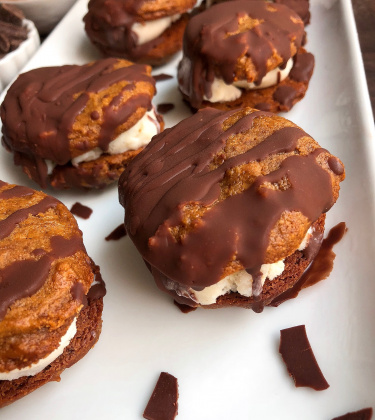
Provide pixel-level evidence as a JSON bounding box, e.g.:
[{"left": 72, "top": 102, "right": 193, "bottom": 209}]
[
  {"left": 157, "top": 103, "right": 175, "bottom": 114},
  {"left": 70, "top": 202, "right": 93, "bottom": 219},
  {"left": 105, "top": 224, "right": 127, "bottom": 241},
  {"left": 153, "top": 73, "right": 173, "bottom": 82},
  {"left": 332, "top": 408, "right": 373, "bottom": 420},
  {"left": 143, "top": 372, "right": 179, "bottom": 420},
  {"left": 279, "top": 325, "right": 329, "bottom": 391}
]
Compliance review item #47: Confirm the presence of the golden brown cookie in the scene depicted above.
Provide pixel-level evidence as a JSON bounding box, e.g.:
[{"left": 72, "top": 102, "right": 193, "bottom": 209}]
[
  {"left": 1, "top": 58, "right": 164, "bottom": 189},
  {"left": 0, "top": 181, "right": 105, "bottom": 406},
  {"left": 84, "top": 0, "right": 198, "bottom": 66},
  {"left": 119, "top": 107, "right": 345, "bottom": 311},
  {"left": 178, "top": 1, "right": 314, "bottom": 112}
]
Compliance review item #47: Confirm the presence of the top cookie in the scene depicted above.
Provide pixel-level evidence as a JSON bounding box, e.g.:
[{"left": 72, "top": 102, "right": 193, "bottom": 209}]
[
  {"left": 178, "top": 0, "right": 306, "bottom": 109},
  {"left": 1, "top": 58, "right": 161, "bottom": 189}
]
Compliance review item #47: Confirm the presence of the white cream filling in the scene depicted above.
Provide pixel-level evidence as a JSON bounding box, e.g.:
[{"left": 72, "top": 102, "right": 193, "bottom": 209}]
[
  {"left": 192, "top": 226, "right": 314, "bottom": 305},
  {"left": 69, "top": 109, "right": 159, "bottom": 167},
  {"left": 203, "top": 58, "right": 294, "bottom": 103},
  {"left": 0, "top": 317, "right": 77, "bottom": 381},
  {"left": 132, "top": 14, "right": 181, "bottom": 45}
]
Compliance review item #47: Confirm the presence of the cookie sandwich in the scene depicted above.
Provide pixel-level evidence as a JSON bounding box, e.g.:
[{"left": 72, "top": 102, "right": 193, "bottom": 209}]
[
  {"left": 178, "top": 1, "right": 314, "bottom": 112},
  {"left": 1, "top": 58, "right": 163, "bottom": 189},
  {"left": 119, "top": 107, "right": 345, "bottom": 311},
  {"left": 0, "top": 181, "right": 105, "bottom": 407},
  {"left": 84, "top": 0, "right": 198, "bottom": 66}
]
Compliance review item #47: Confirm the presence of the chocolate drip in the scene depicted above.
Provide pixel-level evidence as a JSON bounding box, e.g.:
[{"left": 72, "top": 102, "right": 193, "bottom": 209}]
[
  {"left": 328, "top": 157, "right": 345, "bottom": 175},
  {"left": 87, "top": 260, "right": 106, "bottom": 300},
  {"left": 1, "top": 58, "right": 155, "bottom": 168},
  {"left": 0, "top": 234, "right": 84, "bottom": 320},
  {"left": 0, "top": 196, "right": 57, "bottom": 240},
  {"left": 273, "top": 85, "right": 298, "bottom": 108},
  {"left": 270, "top": 222, "right": 347, "bottom": 307},
  {"left": 120, "top": 108, "right": 339, "bottom": 291},
  {"left": 178, "top": 1, "right": 304, "bottom": 107},
  {"left": 70, "top": 282, "right": 87, "bottom": 305},
  {"left": 289, "top": 52, "right": 315, "bottom": 82},
  {"left": 173, "top": 300, "right": 197, "bottom": 313}
]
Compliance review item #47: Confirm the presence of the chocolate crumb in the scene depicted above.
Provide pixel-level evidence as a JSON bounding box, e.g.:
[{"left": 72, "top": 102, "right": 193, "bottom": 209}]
[
  {"left": 332, "top": 408, "right": 373, "bottom": 420},
  {"left": 153, "top": 73, "right": 173, "bottom": 82},
  {"left": 70, "top": 202, "right": 93, "bottom": 219},
  {"left": 143, "top": 372, "right": 179, "bottom": 420},
  {"left": 174, "top": 300, "right": 197, "bottom": 313},
  {"left": 105, "top": 223, "right": 127, "bottom": 241},
  {"left": 157, "top": 103, "right": 175, "bottom": 114},
  {"left": 279, "top": 325, "right": 329, "bottom": 391}
]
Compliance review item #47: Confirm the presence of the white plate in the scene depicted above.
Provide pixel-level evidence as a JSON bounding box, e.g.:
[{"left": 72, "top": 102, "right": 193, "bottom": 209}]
[{"left": 1, "top": 0, "right": 375, "bottom": 418}]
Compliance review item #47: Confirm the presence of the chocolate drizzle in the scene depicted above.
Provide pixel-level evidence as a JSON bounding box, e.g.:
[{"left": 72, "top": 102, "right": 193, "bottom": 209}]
[
  {"left": 1, "top": 58, "right": 155, "bottom": 186},
  {"left": 0, "top": 196, "right": 58, "bottom": 240},
  {"left": 0, "top": 234, "right": 84, "bottom": 320},
  {"left": 289, "top": 52, "right": 315, "bottom": 82},
  {"left": 178, "top": 1, "right": 305, "bottom": 108},
  {"left": 120, "top": 108, "right": 343, "bottom": 292}
]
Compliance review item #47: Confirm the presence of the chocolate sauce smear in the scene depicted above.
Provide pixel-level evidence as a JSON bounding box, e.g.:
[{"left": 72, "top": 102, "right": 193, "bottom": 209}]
[
  {"left": 178, "top": 1, "right": 305, "bottom": 108},
  {"left": 143, "top": 372, "right": 179, "bottom": 420},
  {"left": 1, "top": 58, "right": 155, "bottom": 187},
  {"left": 120, "top": 108, "right": 344, "bottom": 306},
  {"left": 279, "top": 325, "right": 329, "bottom": 391},
  {"left": 271, "top": 222, "right": 347, "bottom": 307},
  {"left": 332, "top": 408, "right": 373, "bottom": 420},
  {"left": 70, "top": 202, "right": 93, "bottom": 219},
  {"left": 105, "top": 224, "right": 127, "bottom": 241},
  {"left": 153, "top": 74, "right": 173, "bottom": 82},
  {"left": 157, "top": 103, "right": 175, "bottom": 114}
]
